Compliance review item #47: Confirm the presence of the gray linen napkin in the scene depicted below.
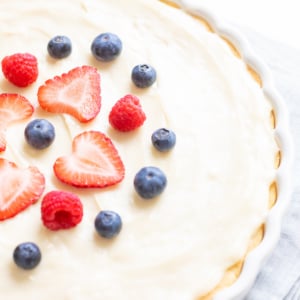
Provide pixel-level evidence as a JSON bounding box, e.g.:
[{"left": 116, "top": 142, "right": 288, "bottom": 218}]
[{"left": 236, "top": 27, "right": 300, "bottom": 300}]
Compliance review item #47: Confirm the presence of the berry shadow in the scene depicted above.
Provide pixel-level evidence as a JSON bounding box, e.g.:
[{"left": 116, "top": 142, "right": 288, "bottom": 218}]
[
  {"left": 0, "top": 78, "right": 35, "bottom": 94},
  {"left": 93, "top": 231, "right": 118, "bottom": 248},
  {"left": 132, "top": 190, "right": 161, "bottom": 209},
  {"left": 8, "top": 256, "right": 40, "bottom": 282},
  {"left": 106, "top": 126, "right": 142, "bottom": 143},
  {"left": 87, "top": 56, "right": 120, "bottom": 72},
  {"left": 129, "top": 82, "right": 153, "bottom": 97}
]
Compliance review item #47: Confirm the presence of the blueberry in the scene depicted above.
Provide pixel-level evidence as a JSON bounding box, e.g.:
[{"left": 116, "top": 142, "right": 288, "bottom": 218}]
[
  {"left": 13, "top": 242, "right": 41, "bottom": 270},
  {"left": 47, "top": 35, "right": 72, "bottom": 59},
  {"left": 131, "top": 64, "right": 157, "bottom": 88},
  {"left": 94, "top": 210, "right": 122, "bottom": 239},
  {"left": 151, "top": 128, "right": 176, "bottom": 152},
  {"left": 24, "top": 119, "right": 55, "bottom": 149},
  {"left": 134, "top": 166, "right": 167, "bottom": 199},
  {"left": 91, "top": 32, "right": 122, "bottom": 62}
]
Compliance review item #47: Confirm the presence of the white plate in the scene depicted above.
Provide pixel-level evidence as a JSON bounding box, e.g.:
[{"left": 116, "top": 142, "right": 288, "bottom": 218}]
[{"left": 172, "top": 1, "right": 294, "bottom": 299}]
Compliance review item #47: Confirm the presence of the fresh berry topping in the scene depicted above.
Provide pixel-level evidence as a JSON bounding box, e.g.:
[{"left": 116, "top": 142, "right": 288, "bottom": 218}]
[
  {"left": 0, "top": 94, "right": 34, "bottom": 121},
  {"left": 0, "top": 130, "right": 6, "bottom": 153},
  {"left": 13, "top": 242, "right": 42, "bottom": 270},
  {"left": 41, "top": 190, "right": 83, "bottom": 231},
  {"left": 0, "top": 158, "right": 45, "bottom": 221},
  {"left": 47, "top": 35, "right": 72, "bottom": 59},
  {"left": 91, "top": 32, "right": 122, "bottom": 62},
  {"left": 94, "top": 210, "right": 122, "bottom": 239},
  {"left": 54, "top": 131, "right": 125, "bottom": 188},
  {"left": 109, "top": 94, "right": 146, "bottom": 132},
  {"left": 0, "top": 93, "right": 34, "bottom": 152},
  {"left": 37, "top": 66, "right": 101, "bottom": 122},
  {"left": 134, "top": 166, "right": 167, "bottom": 199},
  {"left": 131, "top": 64, "right": 157, "bottom": 88},
  {"left": 151, "top": 128, "right": 176, "bottom": 152},
  {"left": 1, "top": 53, "right": 38, "bottom": 87},
  {"left": 24, "top": 119, "right": 55, "bottom": 150}
]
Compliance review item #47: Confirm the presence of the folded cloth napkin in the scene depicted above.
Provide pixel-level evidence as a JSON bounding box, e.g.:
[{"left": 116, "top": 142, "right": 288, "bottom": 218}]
[{"left": 237, "top": 27, "right": 300, "bottom": 300}]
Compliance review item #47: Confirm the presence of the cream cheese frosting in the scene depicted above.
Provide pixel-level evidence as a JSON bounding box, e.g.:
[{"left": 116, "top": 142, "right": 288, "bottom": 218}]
[{"left": 0, "top": 0, "right": 277, "bottom": 299}]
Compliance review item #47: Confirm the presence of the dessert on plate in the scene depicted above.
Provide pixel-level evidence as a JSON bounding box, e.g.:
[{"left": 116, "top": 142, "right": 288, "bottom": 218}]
[{"left": 0, "top": 0, "right": 288, "bottom": 299}]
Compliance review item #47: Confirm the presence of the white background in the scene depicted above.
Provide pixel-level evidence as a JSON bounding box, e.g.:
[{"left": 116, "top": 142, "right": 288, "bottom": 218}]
[{"left": 188, "top": 0, "right": 300, "bottom": 50}]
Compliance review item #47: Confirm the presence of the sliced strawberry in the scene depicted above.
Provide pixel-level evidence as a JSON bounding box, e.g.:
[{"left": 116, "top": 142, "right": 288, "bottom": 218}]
[
  {"left": 0, "top": 93, "right": 34, "bottom": 122},
  {"left": 0, "top": 129, "right": 6, "bottom": 152},
  {"left": 54, "top": 131, "right": 125, "bottom": 188},
  {"left": 37, "top": 65, "right": 101, "bottom": 122},
  {"left": 0, "top": 158, "right": 45, "bottom": 221},
  {"left": 0, "top": 93, "right": 34, "bottom": 152}
]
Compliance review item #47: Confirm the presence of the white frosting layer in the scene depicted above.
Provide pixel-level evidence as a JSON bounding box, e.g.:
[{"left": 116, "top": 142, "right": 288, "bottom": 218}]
[{"left": 0, "top": 0, "right": 277, "bottom": 299}]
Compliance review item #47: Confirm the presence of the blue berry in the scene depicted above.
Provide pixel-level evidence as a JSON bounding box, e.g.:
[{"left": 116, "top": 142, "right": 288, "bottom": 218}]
[
  {"left": 94, "top": 210, "right": 122, "bottom": 239},
  {"left": 13, "top": 242, "right": 41, "bottom": 270},
  {"left": 91, "top": 32, "right": 122, "bottom": 62},
  {"left": 24, "top": 119, "right": 55, "bottom": 149},
  {"left": 47, "top": 35, "right": 72, "bottom": 59},
  {"left": 134, "top": 166, "right": 167, "bottom": 199},
  {"left": 151, "top": 128, "right": 176, "bottom": 152},
  {"left": 131, "top": 64, "right": 157, "bottom": 88}
]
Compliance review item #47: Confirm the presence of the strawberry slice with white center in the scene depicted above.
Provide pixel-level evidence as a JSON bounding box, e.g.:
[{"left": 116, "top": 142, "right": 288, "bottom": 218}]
[
  {"left": 0, "top": 93, "right": 34, "bottom": 152},
  {"left": 0, "top": 158, "right": 45, "bottom": 221},
  {"left": 37, "top": 65, "right": 101, "bottom": 122},
  {"left": 0, "top": 129, "right": 6, "bottom": 152},
  {"left": 54, "top": 131, "right": 125, "bottom": 188}
]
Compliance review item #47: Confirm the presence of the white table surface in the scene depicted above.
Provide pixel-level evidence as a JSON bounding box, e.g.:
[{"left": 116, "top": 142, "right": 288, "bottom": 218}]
[{"left": 188, "top": 0, "right": 300, "bottom": 50}]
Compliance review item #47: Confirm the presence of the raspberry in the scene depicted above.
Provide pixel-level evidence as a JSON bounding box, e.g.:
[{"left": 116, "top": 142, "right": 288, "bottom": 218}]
[
  {"left": 41, "top": 190, "right": 83, "bottom": 231},
  {"left": 1, "top": 53, "right": 38, "bottom": 87},
  {"left": 109, "top": 94, "right": 146, "bottom": 132}
]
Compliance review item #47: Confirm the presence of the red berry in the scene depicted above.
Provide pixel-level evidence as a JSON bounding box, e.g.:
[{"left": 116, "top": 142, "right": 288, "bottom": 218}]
[
  {"left": 109, "top": 94, "right": 146, "bottom": 132},
  {"left": 1, "top": 53, "right": 38, "bottom": 87},
  {"left": 41, "top": 190, "right": 83, "bottom": 231},
  {"left": 54, "top": 131, "right": 125, "bottom": 188},
  {"left": 0, "top": 158, "right": 45, "bottom": 221},
  {"left": 38, "top": 66, "right": 101, "bottom": 122},
  {"left": 0, "top": 93, "right": 34, "bottom": 152}
]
